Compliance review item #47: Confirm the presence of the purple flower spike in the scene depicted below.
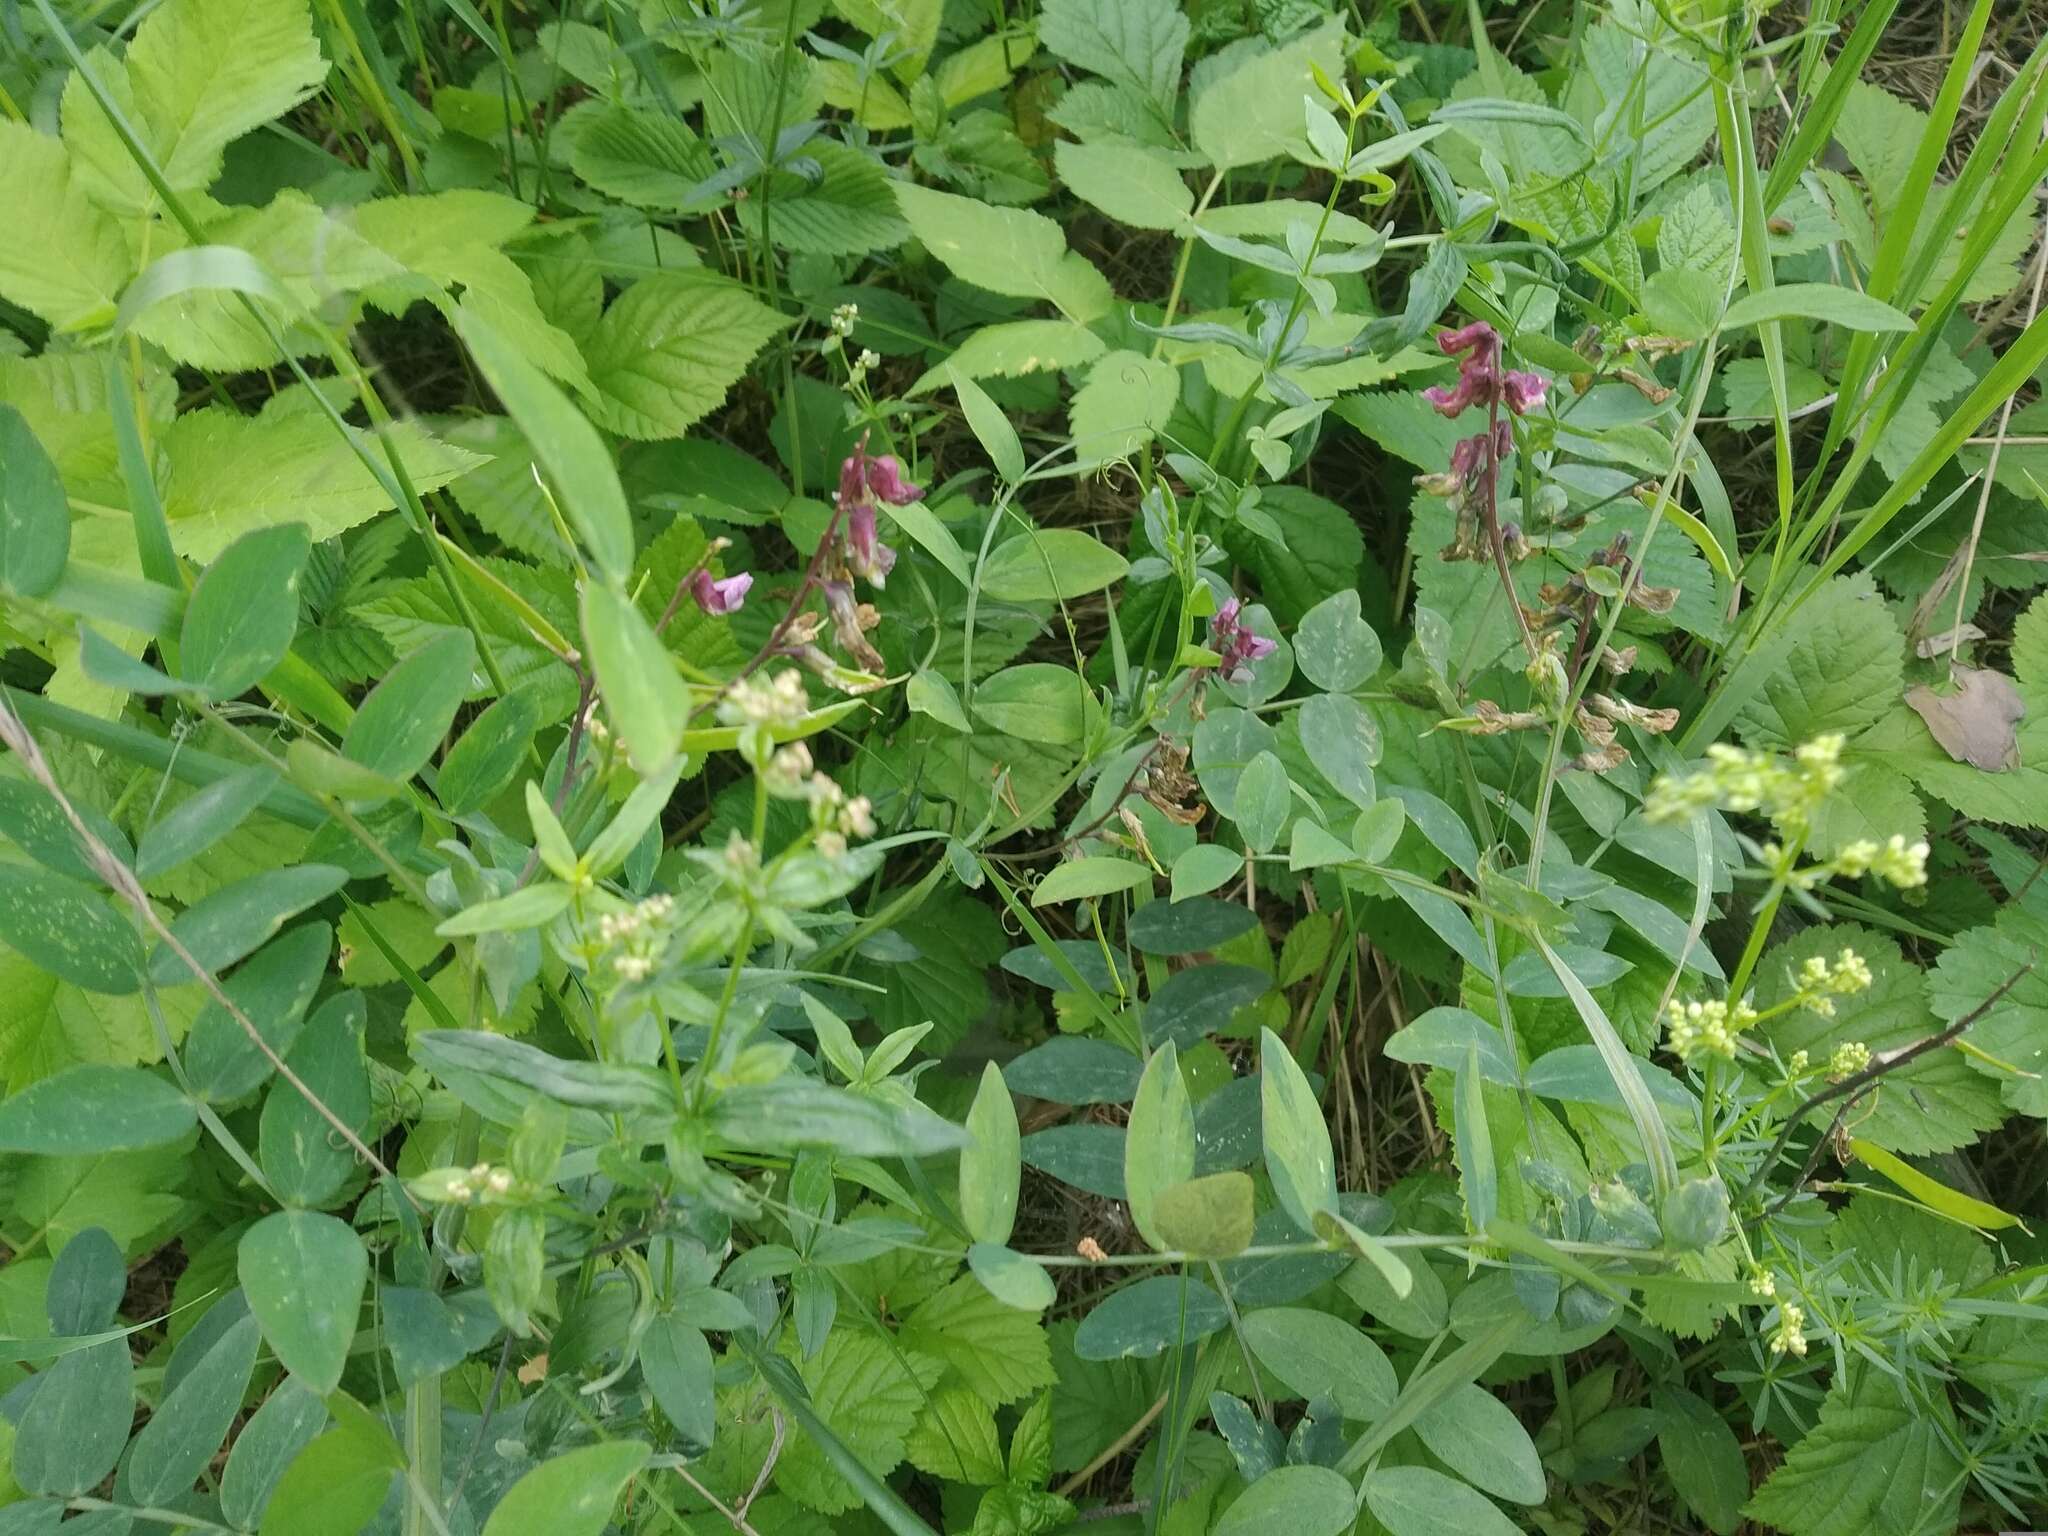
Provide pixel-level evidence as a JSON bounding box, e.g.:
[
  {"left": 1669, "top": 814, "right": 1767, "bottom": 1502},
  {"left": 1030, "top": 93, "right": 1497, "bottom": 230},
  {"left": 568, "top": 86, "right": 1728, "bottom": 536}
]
[
  {"left": 1208, "top": 597, "right": 1277, "bottom": 684},
  {"left": 865, "top": 454, "right": 924, "bottom": 505},
  {"left": 835, "top": 438, "right": 918, "bottom": 588},
  {"left": 691, "top": 568, "right": 753, "bottom": 615},
  {"left": 1423, "top": 319, "right": 1548, "bottom": 420},
  {"left": 1503, "top": 370, "right": 1548, "bottom": 415},
  {"left": 845, "top": 501, "right": 897, "bottom": 587}
]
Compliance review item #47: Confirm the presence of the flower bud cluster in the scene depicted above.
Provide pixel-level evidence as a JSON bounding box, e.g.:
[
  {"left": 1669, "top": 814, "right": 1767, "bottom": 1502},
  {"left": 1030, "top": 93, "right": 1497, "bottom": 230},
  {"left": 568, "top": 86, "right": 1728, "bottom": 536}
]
[
  {"left": 1643, "top": 734, "right": 1845, "bottom": 828},
  {"left": 1664, "top": 994, "right": 1759, "bottom": 1065},
  {"left": 1789, "top": 948, "right": 1872, "bottom": 1018}
]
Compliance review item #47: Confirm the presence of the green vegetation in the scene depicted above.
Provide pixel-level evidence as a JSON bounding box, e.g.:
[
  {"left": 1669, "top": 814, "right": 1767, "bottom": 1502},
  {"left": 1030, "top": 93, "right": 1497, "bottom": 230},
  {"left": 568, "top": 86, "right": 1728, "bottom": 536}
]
[{"left": 1, "top": 0, "right": 2045, "bottom": 1532}]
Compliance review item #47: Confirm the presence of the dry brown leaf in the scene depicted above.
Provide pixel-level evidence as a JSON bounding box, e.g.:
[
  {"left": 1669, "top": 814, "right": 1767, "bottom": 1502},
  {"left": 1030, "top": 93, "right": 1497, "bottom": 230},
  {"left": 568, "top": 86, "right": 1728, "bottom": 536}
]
[{"left": 1905, "top": 667, "right": 2025, "bottom": 771}]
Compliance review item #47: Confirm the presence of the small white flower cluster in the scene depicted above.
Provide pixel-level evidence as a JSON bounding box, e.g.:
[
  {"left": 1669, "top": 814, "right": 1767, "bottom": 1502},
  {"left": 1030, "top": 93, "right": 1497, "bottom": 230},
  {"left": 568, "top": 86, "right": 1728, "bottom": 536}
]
[
  {"left": 763, "top": 741, "right": 875, "bottom": 858},
  {"left": 1748, "top": 1267, "right": 1777, "bottom": 1299},
  {"left": 1790, "top": 947, "right": 1873, "bottom": 1017},
  {"left": 1665, "top": 994, "right": 1758, "bottom": 1065},
  {"left": 1770, "top": 1301, "right": 1808, "bottom": 1357},
  {"left": 1644, "top": 733, "right": 1845, "bottom": 829},
  {"left": 847, "top": 347, "right": 881, "bottom": 389},
  {"left": 718, "top": 670, "right": 811, "bottom": 729},
  {"left": 597, "top": 892, "right": 676, "bottom": 983},
  {"left": 1829, "top": 833, "right": 1930, "bottom": 889},
  {"left": 412, "top": 1160, "right": 518, "bottom": 1206},
  {"left": 829, "top": 302, "right": 859, "bottom": 337}
]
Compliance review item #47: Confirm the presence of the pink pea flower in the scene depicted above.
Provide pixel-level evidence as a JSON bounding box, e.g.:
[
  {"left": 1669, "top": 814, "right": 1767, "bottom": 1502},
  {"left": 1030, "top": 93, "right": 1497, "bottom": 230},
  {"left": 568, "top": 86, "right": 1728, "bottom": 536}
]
[
  {"left": 1208, "top": 597, "right": 1278, "bottom": 684},
  {"left": 835, "top": 439, "right": 921, "bottom": 588},
  {"left": 691, "top": 568, "right": 752, "bottom": 615},
  {"left": 1422, "top": 320, "right": 1547, "bottom": 419}
]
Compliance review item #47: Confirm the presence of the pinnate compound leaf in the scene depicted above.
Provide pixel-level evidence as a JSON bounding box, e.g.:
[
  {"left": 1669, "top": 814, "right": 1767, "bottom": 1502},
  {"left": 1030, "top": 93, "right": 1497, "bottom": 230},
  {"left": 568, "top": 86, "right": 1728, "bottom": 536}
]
[
  {"left": 257, "top": 1396, "right": 398, "bottom": 1536},
  {"left": 967, "top": 1243, "right": 1056, "bottom": 1311},
  {"left": 10, "top": 1338, "right": 134, "bottom": 1495},
  {"left": 159, "top": 406, "right": 482, "bottom": 563},
  {"left": 767, "top": 1330, "right": 944, "bottom": 1513},
  {"left": 1413, "top": 1383, "right": 1546, "bottom": 1504},
  {"left": 583, "top": 582, "right": 689, "bottom": 776},
  {"left": 0, "top": 866, "right": 144, "bottom": 995},
  {"left": 1190, "top": 21, "right": 1347, "bottom": 171},
  {"left": 341, "top": 629, "right": 476, "bottom": 781},
  {"left": 0, "top": 1064, "right": 193, "bottom": 1154},
  {"left": 239, "top": 1209, "right": 367, "bottom": 1394},
  {"left": 221, "top": 1381, "right": 328, "bottom": 1529},
  {"left": 1125, "top": 1041, "right": 1195, "bottom": 1251},
  {"left": 1053, "top": 140, "right": 1191, "bottom": 229},
  {"left": 483, "top": 1441, "right": 650, "bottom": 1536},
  {"left": 125, "top": 1309, "right": 261, "bottom": 1505},
  {"left": 454, "top": 307, "right": 632, "bottom": 582},
  {"left": 1215, "top": 1464, "right": 1356, "bottom": 1536},
  {"left": 1241, "top": 1306, "right": 1395, "bottom": 1420},
  {"left": 960, "top": 1061, "right": 1021, "bottom": 1245},
  {"left": 903, "top": 1385, "right": 1006, "bottom": 1485},
  {"left": 1073, "top": 1274, "right": 1228, "bottom": 1360},
  {"left": 1261, "top": 1027, "right": 1335, "bottom": 1230},
  {"left": 582, "top": 274, "right": 791, "bottom": 441},
  {"left": 1364, "top": 1465, "right": 1520, "bottom": 1536}
]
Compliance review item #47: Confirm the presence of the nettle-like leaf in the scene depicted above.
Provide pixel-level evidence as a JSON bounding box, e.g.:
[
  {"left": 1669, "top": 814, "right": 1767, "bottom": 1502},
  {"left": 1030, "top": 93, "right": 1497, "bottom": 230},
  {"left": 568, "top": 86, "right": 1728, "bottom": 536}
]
[
  {"left": 581, "top": 274, "right": 791, "bottom": 440},
  {"left": 59, "top": 0, "right": 328, "bottom": 215},
  {"left": 159, "top": 406, "right": 482, "bottom": 562},
  {"left": 1746, "top": 1368, "right": 1963, "bottom": 1536},
  {"left": 0, "top": 122, "right": 132, "bottom": 334},
  {"left": 1732, "top": 573, "right": 1902, "bottom": 749},
  {"left": 1753, "top": 924, "right": 2003, "bottom": 1153},
  {"left": 1867, "top": 587, "right": 2048, "bottom": 828}
]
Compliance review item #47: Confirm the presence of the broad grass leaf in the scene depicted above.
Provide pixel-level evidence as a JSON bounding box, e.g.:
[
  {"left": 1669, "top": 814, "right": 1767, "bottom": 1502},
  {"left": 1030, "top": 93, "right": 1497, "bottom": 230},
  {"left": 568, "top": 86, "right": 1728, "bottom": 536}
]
[
  {"left": 454, "top": 308, "right": 632, "bottom": 581},
  {"left": 0, "top": 405, "right": 70, "bottom": 598},
  {"left": 582, "top": 582, "right": 688, "bottom": 775}
]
